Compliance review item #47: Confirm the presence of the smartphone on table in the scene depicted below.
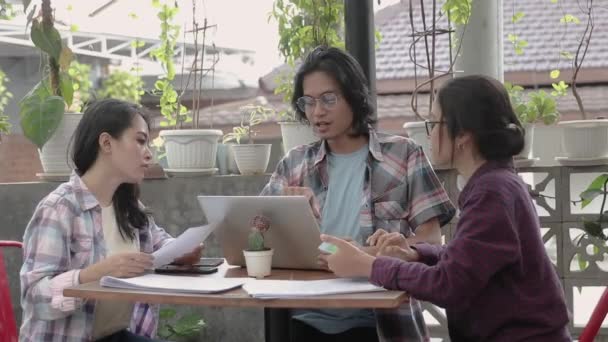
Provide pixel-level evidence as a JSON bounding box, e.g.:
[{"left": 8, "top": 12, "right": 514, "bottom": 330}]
[
  {"left": 194, "top": 257, "right": 225, "bottom": 267},
  {"left": 155, "top": 264, "right": 218, "bottom": 275}
]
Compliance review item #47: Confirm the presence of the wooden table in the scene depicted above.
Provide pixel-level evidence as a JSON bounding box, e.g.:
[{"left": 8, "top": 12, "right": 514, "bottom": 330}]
[{"left": 64, "top": 266, "right": 409, "bottom": 341}]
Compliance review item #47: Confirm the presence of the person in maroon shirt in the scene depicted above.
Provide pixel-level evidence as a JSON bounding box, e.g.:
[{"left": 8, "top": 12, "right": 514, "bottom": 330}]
[{"left": 321, "top": 75, "right": 572, "bottom": 341}]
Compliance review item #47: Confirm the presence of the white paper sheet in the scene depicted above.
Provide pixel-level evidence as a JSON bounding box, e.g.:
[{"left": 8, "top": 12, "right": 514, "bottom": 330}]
[
  {"left": 100, "top": 274, "right": 248, "bottom": 294},
  {"left": 242, "top": 278, "right": 385, "bottom": 299},
  {"left": 152, "top": 224, "right": 216, "bottom": 267}
]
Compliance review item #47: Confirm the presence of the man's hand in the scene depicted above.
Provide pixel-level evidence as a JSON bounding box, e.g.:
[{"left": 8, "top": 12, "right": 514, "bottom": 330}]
[
  {"left": 318, "top": 235, "right": 375, "bottom": 278},
  {"left": 283, "top": 186, "right": 321, "bottom": 218}
]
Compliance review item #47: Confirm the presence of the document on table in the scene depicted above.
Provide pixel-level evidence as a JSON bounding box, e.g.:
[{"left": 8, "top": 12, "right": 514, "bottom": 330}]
[
  {"left": 100, "top": 274, "right": 248, "bottom": 294},
  {"left": 242, "top": 278, "right": 386, "bottom": 299},
  {"left": 153, "top": 224, "right": 216, "bottom": 268}
]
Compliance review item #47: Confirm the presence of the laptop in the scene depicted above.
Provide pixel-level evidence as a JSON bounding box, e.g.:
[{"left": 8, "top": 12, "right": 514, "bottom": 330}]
[{"left": 197, "top": 195, "right": 324, "bottom": 270}]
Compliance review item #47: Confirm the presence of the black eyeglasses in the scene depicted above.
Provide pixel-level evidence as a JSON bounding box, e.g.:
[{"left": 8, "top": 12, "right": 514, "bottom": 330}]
[
  {"left": 424, "top": 120, "right": 443, "bottom": 135},
  {"left": 296, "top": 92, "right": 339, "bottom": 114}
]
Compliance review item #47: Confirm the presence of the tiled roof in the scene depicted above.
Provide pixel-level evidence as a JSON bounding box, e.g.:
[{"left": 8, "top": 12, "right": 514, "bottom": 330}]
[
  {"left": 375, "top": 0, "right": 608, "bottom": 80},
  {"left": 188, "top": 84, "right": 608, "bottom": 127}
]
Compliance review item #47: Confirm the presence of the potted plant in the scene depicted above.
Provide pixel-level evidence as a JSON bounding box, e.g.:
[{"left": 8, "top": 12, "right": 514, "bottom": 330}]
[
  {"left": 551, "top": 2, "right": 608, "bottom": 161},
  {"left": 269, "top": 0, "right": 347, "bottom": 153},
  {"left": 153, "top": 1, "right": 222, "bottom": 172},
  {"left": 98, "top": 68, "right": 145, "bottom": 104},
  {"left": 402, "top": 0, "right": 471, "bottom": 165},
  {"left": 242, "top": 215, "right": 273, "bottom": 279},
  {"left": 157, "top": 307, "right": 205, "bottom": 342},
  {"left": 576, "top": 174, "right": 608, "bottom": 272},
  {"left": 505, "top": 83, "right": 563, "bottom": 163},
  {"left": 0, "top": 68, "right": 12, "bottom": 143},
  {"left": 223, "top": 104, "right": 273, "bottom": 175},
  {"left": 18, "top": 0, "right": 80, "bottom": 176}
]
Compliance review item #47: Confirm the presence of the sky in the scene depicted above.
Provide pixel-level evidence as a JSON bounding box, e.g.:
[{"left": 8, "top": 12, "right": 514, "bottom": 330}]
[{"left": 9, "top": 0, "right": 401, "bottom": 80}]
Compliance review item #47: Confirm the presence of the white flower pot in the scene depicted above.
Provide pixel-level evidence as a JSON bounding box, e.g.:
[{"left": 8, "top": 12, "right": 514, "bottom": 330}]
[
  {"left": 243, "top": 249, "right": 273, "bottom": 278},
  {"left": 531, "top": 124, "right": 563, "bottom": 166},
  {"left": 159, "top": 129, "right": 222, "bottom": 169},
  {"left": 516, "top": 124, "right": 535, "bottom": 159},
  {"left": 403, "top": 121, "right": 450, "bottom": 168},
  {"left": 231, "top": 144, "right": 271, "bottom": 175},
  {"left": 279, "top": 121, "right": 317, "bottom": 154},
  {"left": 39, "top": 112, "right": 83, "bottom": 174},
  {"left": 558, "top": 120, "right": 608, "bottom": 158}
]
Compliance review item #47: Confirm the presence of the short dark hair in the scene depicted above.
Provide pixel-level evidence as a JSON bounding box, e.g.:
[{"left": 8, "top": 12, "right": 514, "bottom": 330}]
[
  {"left": 437, "top": 75, "right": 525, "bottom": 160},
  {"left": 292, "top": 46, "right": 376, "bottom": 136},
  {"left": 71, "top": 99, "right": 152, "bottom": 240}
]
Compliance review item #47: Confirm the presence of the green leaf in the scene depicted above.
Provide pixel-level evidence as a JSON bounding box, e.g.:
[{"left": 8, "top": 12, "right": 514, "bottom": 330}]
[
  {"left": 70, "top": 24, "right": 79, "bottom": 32},
  {"left": 512, "top": 11, "right": 525, "bottom": 23},
  {"left": 58, "top": 46, "right": 73, "bottom": 71},
  {"left": 550, "top": 0, "right": 558, "bottom": 3},
  {"left": 30, "top": 20, "right": 63, "bottom": 61},
  {"left": 59, "top": 73, "right": 74, "bottom": 107},
  {"left": 159, "top": 308, "right": 176, "bottom": 320},
  {"left": 577, "top": 254, "right": 588, "bottom": 271},
  {"left": 560, "top": 51, "right": 574, "bottom": 60},
  {"left": 550, "top": 69, "right": 560, "bottom": 79},
  {"left": 19, "top": 85, "right": 65, "bottom": 149},
  {"left": 580, "top": 189, "right": 604, "bottom": 208},
  {"left": 583, "top": 220, "right": 605, "bottom": 241}
]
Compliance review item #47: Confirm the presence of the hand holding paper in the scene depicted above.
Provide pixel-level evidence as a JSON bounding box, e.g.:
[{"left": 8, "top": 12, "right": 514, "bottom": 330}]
[{"left": 153, "top": 224, "right": 216, "bottom": 268}]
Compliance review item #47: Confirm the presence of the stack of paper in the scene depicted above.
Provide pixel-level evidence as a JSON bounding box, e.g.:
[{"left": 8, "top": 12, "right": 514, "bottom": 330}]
[
  {"left": 242, "top": 278, "right": 386, "bottom": 299},
  {"left": 100, "top": 274, "right": 247, "bottom": 294}
]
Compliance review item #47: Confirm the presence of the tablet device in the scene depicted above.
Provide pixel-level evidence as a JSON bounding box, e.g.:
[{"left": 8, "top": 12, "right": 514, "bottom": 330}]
[{"left": 198, "top": 195, "right": 323, "bottom": 270}]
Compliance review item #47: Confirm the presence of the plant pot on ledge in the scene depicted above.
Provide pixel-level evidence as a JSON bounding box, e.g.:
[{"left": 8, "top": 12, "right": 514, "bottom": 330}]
[
  {"left": 159, "top": 129, "right": 222, "bottom": 170},
  {"left": 231, "top": 144, "right": 271, "bottom": 175},
  {"left": 243, "top": 249, "right": 274, "bottom": 279}
]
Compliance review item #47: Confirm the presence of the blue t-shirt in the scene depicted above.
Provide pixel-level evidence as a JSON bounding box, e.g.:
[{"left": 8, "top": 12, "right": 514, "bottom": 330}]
[{"left": 293, "top": 144, "right": 376, "bottom": 334}]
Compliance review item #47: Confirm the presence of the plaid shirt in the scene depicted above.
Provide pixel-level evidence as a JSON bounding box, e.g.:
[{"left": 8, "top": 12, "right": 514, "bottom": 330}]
[
  {"left": 261, "top": 129, "right": 455, "bottom": 341},
  {"left": 20, "top": 173, "right": 174, "bottom": 342}
]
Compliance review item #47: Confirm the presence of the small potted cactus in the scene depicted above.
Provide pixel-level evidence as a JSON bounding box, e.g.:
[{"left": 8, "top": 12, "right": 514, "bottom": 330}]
[{"left": 243, "top": 215, "right": 273, "bottom": 278}]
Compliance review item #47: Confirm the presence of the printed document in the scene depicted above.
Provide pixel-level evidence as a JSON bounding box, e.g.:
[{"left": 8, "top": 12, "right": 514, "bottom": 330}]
[
  {"left": 100, "top": 274, "right": 247, "bottom": 294},
  {"left": 153, "top": 224, "right": 216, "bottom": 268}
]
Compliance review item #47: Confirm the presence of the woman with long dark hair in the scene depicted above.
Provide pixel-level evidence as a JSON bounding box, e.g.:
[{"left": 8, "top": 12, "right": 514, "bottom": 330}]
[
  {"left": 321, "top": 75, "right": 572, "bottom": 341},
  {"left": 20, "top": 99, "right": 202, "bottom": 342}
]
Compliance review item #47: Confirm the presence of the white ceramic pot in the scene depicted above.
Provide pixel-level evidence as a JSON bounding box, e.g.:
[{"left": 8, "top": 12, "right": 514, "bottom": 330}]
[
  {"left": 516, "top": 124, "right": 535, "bottom": 159},
  {"left": 403, "top": 121, "right": 430, "bottom": 158},
  {"left": 531, "top": 124, "right": 563, "bottom": 166},
  {"left": 558, "top": 120, "right": 608, "bottom": 158},
  {"left": 39, "top": 112, "right": 83, "bottom": 174},
  {"left": 243, "top": 249, "right": 273, "bottom": 278},
  {"left": 279, "top": 121, "right": 317, "bottom": 154},
  {"left": 231, "top": 144, "right": 271, "bottom": 175},
  {"left": 159, "top": 129, "right": 222, "bottom": 169}
]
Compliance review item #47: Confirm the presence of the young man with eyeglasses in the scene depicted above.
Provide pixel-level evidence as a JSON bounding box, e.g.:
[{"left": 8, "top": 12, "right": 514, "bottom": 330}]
[{"left": 261, "top": 46, "right": 455, "bottom": 342}]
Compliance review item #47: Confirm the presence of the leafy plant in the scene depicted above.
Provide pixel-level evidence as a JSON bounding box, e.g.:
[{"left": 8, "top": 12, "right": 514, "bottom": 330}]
[
  {"left": 579, "top": 174, "right": 608, "bottom": 243},
  {"left": 408, "top": 0, "right": 472, "bottom": 120},
  {"left": 18, "top": 0, "right": 75, "bottom": 149},
  {"left": 223, "top": 105, "right": 274, "bottom": 144},
  {"left": 270, "top": 0, "right": 345, "bottom": 121},
  {"left": 150, "top": 0, "right": 188, "bottom": 128},
  {"left": 157, "top": 308, "right": 205, "bottom": 341},
  {"left": 98, "top": 69, "right": 145, "bottom": 104},
  {"left": 67, "top": 60, "right": 92, "bottom": 112},
  {"left": 0, "top": 0, "right": 16, "bottom": 20},
  {"left": 505, "top": 82, "right": 563, "bottom": 125},
  {"left": 0, "top": 68, "right": 13, "bottom": 140},
  {"left": 247, "top": 215, "right": 271, "bottom": 251}
]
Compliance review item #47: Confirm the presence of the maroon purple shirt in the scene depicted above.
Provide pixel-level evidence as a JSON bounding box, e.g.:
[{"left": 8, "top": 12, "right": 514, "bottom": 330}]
[{"left": 370, "top": 160, "right": 571, "bottom": 341}]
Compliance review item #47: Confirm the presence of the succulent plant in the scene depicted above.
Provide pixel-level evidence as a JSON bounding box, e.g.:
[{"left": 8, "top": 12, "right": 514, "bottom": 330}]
[{"left": 247, "top": 215, "right": 271, "bottom": 251}]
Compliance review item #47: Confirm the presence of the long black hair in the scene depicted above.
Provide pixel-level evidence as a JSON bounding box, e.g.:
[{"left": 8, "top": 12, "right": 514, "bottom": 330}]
[
  {"left": 436, "top": 75, "right": 525, "bottom": 161},
  {"left": 71, "top": 99, "right": 151, "bottom": 240},
  {"left": 292, "top": 45, "right": 376, "bottom": 136}
]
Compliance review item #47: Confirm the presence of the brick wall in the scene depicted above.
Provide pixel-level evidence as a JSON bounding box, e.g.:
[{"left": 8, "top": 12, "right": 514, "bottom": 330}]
[{"left": 0, "top": 134, "right": 41, "bottom": 183}]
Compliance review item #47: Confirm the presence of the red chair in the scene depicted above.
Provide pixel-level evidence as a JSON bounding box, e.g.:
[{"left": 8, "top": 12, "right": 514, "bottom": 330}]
[
  {"left": 0, "top": 241, "right": 22, "bottom": 342},
  {"left": 579, "top": 287, "right": 608, "bottom": 342}
]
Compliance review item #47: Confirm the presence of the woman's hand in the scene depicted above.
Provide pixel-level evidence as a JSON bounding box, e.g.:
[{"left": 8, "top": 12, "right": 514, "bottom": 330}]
[
  {"left": 79, "top": 252, "right": 154, "bottom": 283},
  {"left": 318, "top": 235, "right": 375, "bottom": 278},
  {"left": 173, "top": 244, "right": 204, "bottom": 265},
  {"left": 283, "top": 186, "right": 321, "bottom": 219},
  {"left": 377, "top": 233, "right": 420, "bottom": 262}
]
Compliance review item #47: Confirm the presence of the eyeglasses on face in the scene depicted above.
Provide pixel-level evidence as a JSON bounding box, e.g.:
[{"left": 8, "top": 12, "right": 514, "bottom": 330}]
[
  {"left": 296, "top": 92, "right": 339, "bottom": 114},
  {"left": 424, "top": 120, "right": 443, "bottom": 136}
]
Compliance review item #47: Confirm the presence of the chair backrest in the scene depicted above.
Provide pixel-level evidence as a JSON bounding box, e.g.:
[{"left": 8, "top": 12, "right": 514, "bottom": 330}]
[
  {"left": 0, "top": 241, "right": 23, "bottom": 342},
  {"left": 579, "top": 287, "right": 608, "bottom": 342}
]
